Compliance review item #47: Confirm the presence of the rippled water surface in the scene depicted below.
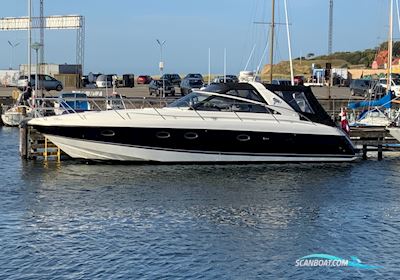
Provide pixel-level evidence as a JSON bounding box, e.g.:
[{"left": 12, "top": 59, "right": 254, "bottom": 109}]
[{"left": 1, "top": 127, "right": 400, "bottom": 279}]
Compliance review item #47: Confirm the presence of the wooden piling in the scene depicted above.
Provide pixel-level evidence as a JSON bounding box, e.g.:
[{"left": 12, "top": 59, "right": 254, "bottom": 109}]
[
  {"left": 19, "top": 107, "right": 28, "bottom": 159},
  {"left": 378, "top": 144, "right": 383, "bottom": 161},
  {"left": 362, "top": 145, "right": 367, "bottom": 160},
  {"left": 19, "top": 121, "right": 28, "bottom": 159},
  {"left": 378, "top": 137, "right": 383, "bottom": 161}
]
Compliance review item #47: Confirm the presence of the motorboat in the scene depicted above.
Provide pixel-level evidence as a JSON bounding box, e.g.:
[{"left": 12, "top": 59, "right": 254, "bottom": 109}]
[{"left": 28, "top": 78, "right": 357, "bottom": 162}]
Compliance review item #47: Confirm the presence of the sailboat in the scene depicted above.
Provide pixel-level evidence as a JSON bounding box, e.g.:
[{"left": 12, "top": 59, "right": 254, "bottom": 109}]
[
  {"left": 1, "top": 0, "right": 34, "bottom": 127},
  {"left": 349, "top": 0, "right": 399, "bottom": 128},
  {"left": 1, "top": 103, "right": 33, "bottom": 126}
]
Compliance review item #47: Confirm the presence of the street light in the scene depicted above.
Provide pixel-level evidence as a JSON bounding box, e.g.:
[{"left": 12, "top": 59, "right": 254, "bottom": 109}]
[
  {"left": 31, "top": 42, "right": 43, "bottom": 101},
  {"left": 156, "top": 39, "right": 166, "bottom": 97},
  {"left": 7, "top": 40, "right": 20, "bottom": 70}
]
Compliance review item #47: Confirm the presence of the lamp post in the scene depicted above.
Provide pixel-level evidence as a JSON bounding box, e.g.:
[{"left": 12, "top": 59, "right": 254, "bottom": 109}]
[
  {"left": 156, "top": 39, "right": 166, "bottom": 97},
  {"left": 31, "top": 42, "right": 43, "bottom": 101},
  {"left": 8, "top": 41, "right": 20, "bottom": 70}
]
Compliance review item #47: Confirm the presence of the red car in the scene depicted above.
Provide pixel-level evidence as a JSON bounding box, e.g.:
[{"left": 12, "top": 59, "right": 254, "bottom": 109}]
[{"left": 137, "top": 75, "right": 152, "bottom": 84}]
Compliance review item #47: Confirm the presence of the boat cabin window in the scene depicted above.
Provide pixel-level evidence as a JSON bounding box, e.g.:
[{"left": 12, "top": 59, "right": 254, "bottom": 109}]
[
  {"left": 193, "top": 96, "right": 272, "bottom": 113},
  {"left": 168, "top": 92, "right": 209, "bottom": 108},
  {"left": 225, "top": 89, "right": 264, "bottom": 102},
  {"left": 274, "top": 91, "right": 314, "bottom": 114}
]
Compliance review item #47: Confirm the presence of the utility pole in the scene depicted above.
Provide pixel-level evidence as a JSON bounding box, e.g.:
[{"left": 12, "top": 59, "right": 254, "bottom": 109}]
[
  {"left": 40, "top": 0, "right": 44, "bottom": 70},
  {"left": 28, "top": 0, "right": 32, "bottom": 80},
  {"left": 327, "top": 0, "right": 333, "bottom": 99},
  {"left": 269, "top": 0, "right": 275, "bottom": 83},
  {"left": 40, "top": 0, "right": 44, "bottom": 96},
  {"left": 156, "top": 39, "right": 166, "bottom": 98},
  {"left": 328, "top": 0, "right": 333, "bottom": 56}
]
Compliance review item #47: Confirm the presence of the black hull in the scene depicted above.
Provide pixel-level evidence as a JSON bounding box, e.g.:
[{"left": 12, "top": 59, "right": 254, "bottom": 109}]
[{"left": 32, "top": 126, "right": 356, "bottom": 158}]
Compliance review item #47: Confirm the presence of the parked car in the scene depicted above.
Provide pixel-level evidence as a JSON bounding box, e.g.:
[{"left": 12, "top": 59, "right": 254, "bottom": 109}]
[
  {"left": 184, "top": 73, "right": 204, "bottom": 81},
  {"left": 378, "top": 78, "right": 400, "bottom": 96},
  {"left": 212, "top": 76, "right": 235, "bottom": 83},
  {"left": 271, "top": 79, "right": 292, "bottom": 86},
  {"left": 148, "top": 80, "right": 175, "bottom": 96},
  {"left": 349, "top": 79, "right": 372, "bottom": 96},
  {"left": 180, "top": 78, "right": 204, "bottom": 95},
  {"left": 160, "top": 74, "right": 181, "bottom": 86},
  {"left": 17, "top": 74, "right": 63, "bottom": 91},
  {"left": 225, "top": 75, "right": 239, "bottom": 83},
  {"left": 96, "top": 74, "right": 116, "bottom": 88},
  {"left": 137, "top": 75, "right": 152, "bottom": 84}
]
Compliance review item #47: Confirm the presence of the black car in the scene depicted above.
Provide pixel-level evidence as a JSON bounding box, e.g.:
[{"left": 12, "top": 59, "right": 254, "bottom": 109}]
[
  {"left": 184, "top": 73, "right": 204, "bottom": 81},
  {"left": 180, "top": 78, "right": 204, "bottom": 95},
  {"left": 160, "top": 74, "right": 181, "bottom": 86},
  {"left": 349, "top": 79, "right": 385, "bottom": 98},
  {"left": 349, "top": 79, "right": 372, "bottom": 96},
  {"left": 148, "top": 80, "right": 175, "bottom": 96},
  {"left": 226, "top": 75, "right": 239, "bottom": 83}
]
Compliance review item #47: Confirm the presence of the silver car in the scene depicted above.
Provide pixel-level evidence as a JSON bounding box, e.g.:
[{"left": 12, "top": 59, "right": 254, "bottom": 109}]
[{"left": 17, "top": 74, "right": 63, "bottom": 91}]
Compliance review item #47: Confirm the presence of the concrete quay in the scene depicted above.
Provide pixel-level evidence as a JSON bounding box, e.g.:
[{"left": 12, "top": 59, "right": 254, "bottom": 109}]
[{"left": 0, "top": 84, "right": 360, "bottom": 99}]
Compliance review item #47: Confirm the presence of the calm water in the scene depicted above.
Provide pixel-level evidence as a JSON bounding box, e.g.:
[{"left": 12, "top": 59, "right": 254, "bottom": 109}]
[{"left": 1, "top": 127, "right": 400, "bottom": 279}]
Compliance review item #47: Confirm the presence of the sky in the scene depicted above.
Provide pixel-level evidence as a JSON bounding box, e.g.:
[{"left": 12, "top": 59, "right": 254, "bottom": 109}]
[{"left": 0, "top": 0, "right": 395, "bottom": 76}]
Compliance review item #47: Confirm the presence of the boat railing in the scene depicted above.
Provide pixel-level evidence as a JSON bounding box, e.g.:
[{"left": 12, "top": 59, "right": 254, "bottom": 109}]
[
  {"left": 168, "top": 100, "right": 310, "bottom": 124},
  {"left": 27, "top": 96, "right": 172, "bottom": 120},
  {"left": 26, "top": 96, "right": 317, "bottom": 126}
]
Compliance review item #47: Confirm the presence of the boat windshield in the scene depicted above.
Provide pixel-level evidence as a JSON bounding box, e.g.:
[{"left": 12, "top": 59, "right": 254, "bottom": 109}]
[
  {"left": 168, "top": 91, "right": 271, "bottom": 113},
  {"left": 168, "top": 92, "right": 210, "bottom": 108}
]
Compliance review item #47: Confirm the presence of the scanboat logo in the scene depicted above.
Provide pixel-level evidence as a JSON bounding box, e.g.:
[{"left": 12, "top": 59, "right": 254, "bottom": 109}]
[{"left": 295, "top": 254, "right": 382, "bottom": 270}]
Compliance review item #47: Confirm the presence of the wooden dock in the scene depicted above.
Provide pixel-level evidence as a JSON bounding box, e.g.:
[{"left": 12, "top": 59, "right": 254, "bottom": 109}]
[
  {"left": 20, "top": 122, "right": 67, "bottom": 161},
  {"left": 350, "top": 127, "right": 400, "bottom": 160},
  {"left": 16, "top": 122, "right": 400, "bottom": 162}
]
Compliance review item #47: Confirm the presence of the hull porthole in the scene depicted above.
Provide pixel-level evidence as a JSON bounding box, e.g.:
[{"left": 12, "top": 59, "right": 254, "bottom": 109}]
[
  {"left": 156, "top": 131, "right": 171, "bottom": 139},
  {"left": 237, "top": 134, "right": 251, "bottom": 142},
  {"left": 101, "top": 130, "right": 115, "bottom": 137},
  {"left": 184, "top": 132, "right": 198, "bottom": 140}
]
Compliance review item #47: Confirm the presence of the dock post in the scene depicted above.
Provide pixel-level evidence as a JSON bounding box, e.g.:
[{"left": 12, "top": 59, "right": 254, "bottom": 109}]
[
  {"left": 378, "top": 138, "right": 383, "bottom": 161},
  {"left": 362, "top": 145, "right": 367, "bottom": 160},
  {"left": 19, "top": 121, "right": 28, "bottom": 159},
  {"left": 44, "top": 137, "right": 48, "bottom": 161}
]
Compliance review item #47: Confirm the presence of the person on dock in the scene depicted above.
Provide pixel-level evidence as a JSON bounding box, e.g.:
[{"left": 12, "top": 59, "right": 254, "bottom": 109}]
[{"left": 21, "top": 83, "right": 32, "bottom": 106}]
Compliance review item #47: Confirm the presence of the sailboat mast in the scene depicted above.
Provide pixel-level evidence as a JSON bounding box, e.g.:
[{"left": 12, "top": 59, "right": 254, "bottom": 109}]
[
  {"left": 28, "top": 0, "right": 32, "bottom": 79},
  {"left": 388, "top": 0, "right": 394, "bottom": 91},
  {"left": 269, "top": 0, "right": 275, "bottom": 83},
  {"left": 284, "top": 0, "right": 294, "bottom": 85}
]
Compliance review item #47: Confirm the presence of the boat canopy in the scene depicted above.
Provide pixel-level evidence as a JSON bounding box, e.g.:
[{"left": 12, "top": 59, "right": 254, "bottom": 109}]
[
  {"left": 264, "top": 84, "right": 336, "bottom": 127},
  {"left": 348, "top": 93, "right": 393, "bottom": 110}
]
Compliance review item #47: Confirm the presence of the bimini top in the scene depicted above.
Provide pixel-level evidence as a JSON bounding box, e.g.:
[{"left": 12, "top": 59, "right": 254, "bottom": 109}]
[{"left": 202, "top": 82, "right": 335, "bottom": 127}]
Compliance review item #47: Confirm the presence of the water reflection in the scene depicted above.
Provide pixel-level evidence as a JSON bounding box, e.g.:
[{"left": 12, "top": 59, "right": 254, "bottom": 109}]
[{"left": 2, "top": 127, "right": 400, "bottom": 278}]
